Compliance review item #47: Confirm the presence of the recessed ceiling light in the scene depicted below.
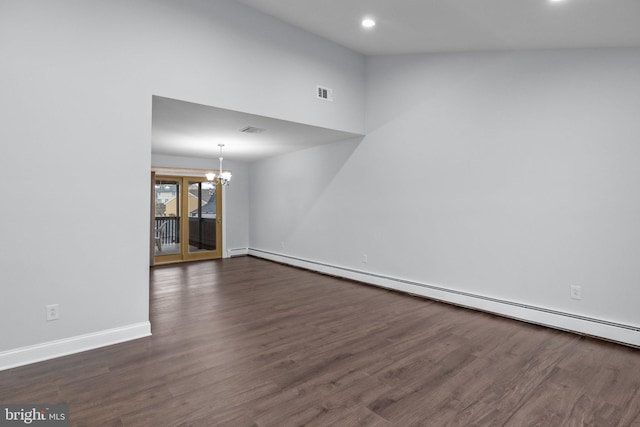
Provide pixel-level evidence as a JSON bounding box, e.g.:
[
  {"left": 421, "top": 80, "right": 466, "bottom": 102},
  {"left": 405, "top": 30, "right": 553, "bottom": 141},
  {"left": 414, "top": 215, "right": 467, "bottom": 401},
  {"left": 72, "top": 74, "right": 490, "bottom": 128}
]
[
  {"left": 549, "top": 0, "right": 566, "bottom": 3},
  {"left": 361, "top": 18, "right": 376, "bottom": 29}
]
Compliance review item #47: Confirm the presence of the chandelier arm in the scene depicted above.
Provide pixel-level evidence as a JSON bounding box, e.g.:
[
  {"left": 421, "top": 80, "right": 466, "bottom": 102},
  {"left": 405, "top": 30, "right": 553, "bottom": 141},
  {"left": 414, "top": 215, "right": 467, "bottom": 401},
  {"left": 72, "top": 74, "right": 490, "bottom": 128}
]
[{"left": 211, "top": 143, "right": 231, "bottom": 186}]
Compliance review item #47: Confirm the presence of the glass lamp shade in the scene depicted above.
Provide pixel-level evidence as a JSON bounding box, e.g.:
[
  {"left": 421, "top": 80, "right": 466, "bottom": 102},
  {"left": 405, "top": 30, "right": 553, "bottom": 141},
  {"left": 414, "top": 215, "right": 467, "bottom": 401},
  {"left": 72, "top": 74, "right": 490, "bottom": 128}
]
[{"left": 220, "top": 171, "right": 232, "bottom": 182}]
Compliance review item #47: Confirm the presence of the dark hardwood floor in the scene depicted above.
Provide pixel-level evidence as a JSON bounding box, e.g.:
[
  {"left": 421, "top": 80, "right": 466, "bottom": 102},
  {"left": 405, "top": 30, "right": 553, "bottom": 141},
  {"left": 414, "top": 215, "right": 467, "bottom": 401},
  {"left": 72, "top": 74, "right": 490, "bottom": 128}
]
[{"left": 1, "top": 256, "right": 640, "bottom": 426}]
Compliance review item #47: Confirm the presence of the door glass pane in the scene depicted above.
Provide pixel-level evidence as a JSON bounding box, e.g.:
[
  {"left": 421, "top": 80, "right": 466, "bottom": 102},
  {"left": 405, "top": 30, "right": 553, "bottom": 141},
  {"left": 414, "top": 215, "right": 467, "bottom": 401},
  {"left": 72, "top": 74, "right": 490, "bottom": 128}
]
[
  {"left": 188, "top": 181, "right": 216, "bottom": 253},
  {"left": 154, "top": 180, "right": 180, "bottom": 256}
]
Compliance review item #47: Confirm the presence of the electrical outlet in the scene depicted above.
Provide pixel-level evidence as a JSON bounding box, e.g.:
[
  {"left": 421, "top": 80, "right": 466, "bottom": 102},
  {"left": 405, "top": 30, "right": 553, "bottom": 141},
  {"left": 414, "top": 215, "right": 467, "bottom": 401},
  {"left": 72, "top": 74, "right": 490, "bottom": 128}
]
[
  {"left": 362, "top": 254, "right": 368, "bottom": 263},
  {"left": 570, "top": 285, "right": 582, "bottom": 300},
  {"left": 46, "top": 304, "right": 60, "bottom": 321}
]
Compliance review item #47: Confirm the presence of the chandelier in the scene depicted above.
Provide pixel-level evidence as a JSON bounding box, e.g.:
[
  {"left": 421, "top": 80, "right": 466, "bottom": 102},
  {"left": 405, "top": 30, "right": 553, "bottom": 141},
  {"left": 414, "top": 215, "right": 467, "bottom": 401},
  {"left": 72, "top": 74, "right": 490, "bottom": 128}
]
[{"left": 206, "top": 144, "right": 232, "bottom": 186}]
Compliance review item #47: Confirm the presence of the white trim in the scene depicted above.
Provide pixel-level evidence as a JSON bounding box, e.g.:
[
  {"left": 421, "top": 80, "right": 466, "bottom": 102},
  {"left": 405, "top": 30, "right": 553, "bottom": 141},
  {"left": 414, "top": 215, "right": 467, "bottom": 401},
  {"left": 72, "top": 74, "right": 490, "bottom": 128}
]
[
  {"left": 222, "top": 185, "right": 228, "bottom": 258},
  {"left": 248, "top": 249, "right": 640, "bottom": 347},
  {"left": 0, "top": 322, "right": 151, "bottom": 371},
  {"left": 227, "top": 248, "right": 249, "bottom": 257}
]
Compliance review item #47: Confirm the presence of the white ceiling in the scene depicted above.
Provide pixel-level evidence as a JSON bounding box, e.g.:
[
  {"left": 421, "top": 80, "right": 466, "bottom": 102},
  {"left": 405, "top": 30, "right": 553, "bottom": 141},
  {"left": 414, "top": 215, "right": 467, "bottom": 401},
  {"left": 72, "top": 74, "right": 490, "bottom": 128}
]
[
  {"left": 152, "top": 96, "right": 362, "bottom": 162},
  {"left": 234, "top": 0, "right": 640, "bottom": 55}
]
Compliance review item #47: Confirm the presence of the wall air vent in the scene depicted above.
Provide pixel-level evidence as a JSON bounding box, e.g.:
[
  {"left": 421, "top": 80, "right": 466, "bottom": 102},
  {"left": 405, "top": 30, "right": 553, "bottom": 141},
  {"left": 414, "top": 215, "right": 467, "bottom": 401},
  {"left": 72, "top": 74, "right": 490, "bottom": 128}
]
[
  {"left": 317, "top": 85, "right": 333, "bottom": 102},
  {"left": 239, "top": 126, "right": 266, "bottom": 134}
]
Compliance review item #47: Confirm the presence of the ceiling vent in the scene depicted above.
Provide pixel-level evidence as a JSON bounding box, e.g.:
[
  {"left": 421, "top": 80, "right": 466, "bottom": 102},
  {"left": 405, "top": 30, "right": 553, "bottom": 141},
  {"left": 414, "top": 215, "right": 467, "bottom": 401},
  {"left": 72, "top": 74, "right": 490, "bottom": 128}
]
[
  {"left": 239, "top": 126, "right": 266, "bottom": 134},
  {"left": 317, "top": 85, "right": 333, "bottom": 102}
]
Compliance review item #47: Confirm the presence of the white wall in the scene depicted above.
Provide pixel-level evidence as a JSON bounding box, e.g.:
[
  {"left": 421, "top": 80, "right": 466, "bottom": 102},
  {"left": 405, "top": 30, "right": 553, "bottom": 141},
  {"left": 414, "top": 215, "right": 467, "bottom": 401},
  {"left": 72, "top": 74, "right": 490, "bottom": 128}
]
[
  {"left": 249, "top": 48, "right": 640, "bottom": 344},
  {"left": 151, "top": 154, "right": 249, "bottom": 253},
  {"left": 249, "top": 137, "right": 363, "bottom": 258},
  {"left": 0, "top": 0, "right": 364, "bottom": 367}
]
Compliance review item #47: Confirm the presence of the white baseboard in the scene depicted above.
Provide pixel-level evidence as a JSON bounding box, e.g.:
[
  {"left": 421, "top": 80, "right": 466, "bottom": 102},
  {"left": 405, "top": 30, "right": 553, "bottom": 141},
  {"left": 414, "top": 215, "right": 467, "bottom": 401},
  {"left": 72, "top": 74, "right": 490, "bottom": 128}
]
[
  {"left": 248, "top": 249, "right": 640, "bottom": 347},
  {"left": 0, "top": 322, "right": 151, "bottom": 371},
  {"left": 227, "top": 247, "right": 249, "bottom": 258}
]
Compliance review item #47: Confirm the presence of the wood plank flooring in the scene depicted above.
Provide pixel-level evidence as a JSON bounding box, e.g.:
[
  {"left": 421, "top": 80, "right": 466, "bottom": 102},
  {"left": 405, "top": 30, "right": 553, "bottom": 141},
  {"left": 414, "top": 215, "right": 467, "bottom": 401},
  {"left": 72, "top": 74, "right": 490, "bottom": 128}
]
[{"left": 1, "top": 256, "right": 640, "bottom": 426}]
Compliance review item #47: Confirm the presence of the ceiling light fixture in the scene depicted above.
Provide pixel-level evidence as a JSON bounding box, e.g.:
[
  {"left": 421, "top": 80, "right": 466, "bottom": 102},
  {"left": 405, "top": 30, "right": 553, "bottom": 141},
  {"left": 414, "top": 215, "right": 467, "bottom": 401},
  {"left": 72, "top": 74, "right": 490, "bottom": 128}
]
[
  {"left": 361, "top": 18, "right": 376, "bottom": 29},
  {"left": 206, "top": 144, "right": 232, "bottom": 186}
]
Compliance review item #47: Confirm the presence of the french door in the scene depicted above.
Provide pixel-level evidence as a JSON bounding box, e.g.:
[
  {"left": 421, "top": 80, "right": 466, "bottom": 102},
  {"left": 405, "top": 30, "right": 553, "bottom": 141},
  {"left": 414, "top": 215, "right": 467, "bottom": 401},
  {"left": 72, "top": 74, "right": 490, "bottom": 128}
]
[{"left": 153, "top": 175, "right": 222, "bottom": 264}]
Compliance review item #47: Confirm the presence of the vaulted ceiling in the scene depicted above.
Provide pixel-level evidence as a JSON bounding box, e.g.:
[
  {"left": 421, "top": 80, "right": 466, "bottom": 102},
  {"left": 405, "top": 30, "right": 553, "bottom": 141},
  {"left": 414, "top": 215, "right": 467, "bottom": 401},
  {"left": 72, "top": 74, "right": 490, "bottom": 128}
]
[
  {"left": 234, "top": 0, "right": 640, "bottom": 55},
  {"left": 153, "top": 0, "right": 640, "bottom": 163}
]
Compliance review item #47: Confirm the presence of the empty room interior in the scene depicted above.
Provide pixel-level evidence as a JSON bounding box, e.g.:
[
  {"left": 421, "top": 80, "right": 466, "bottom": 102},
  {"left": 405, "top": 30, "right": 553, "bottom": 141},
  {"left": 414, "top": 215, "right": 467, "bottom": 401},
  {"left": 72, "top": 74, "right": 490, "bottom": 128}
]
[{"left": 1, "top": 0, "right": 640, "bottom": 425}]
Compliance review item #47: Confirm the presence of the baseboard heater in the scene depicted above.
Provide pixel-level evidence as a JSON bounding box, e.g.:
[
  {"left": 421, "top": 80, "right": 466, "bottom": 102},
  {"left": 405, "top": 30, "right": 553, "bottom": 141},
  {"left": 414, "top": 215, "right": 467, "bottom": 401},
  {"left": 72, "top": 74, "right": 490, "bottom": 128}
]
[
  {"left": 226, "top": 248, "right": 249, "bottom": 258},
  {"left": 248, "top": 248, "right": 640, "bottom": 347}
]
